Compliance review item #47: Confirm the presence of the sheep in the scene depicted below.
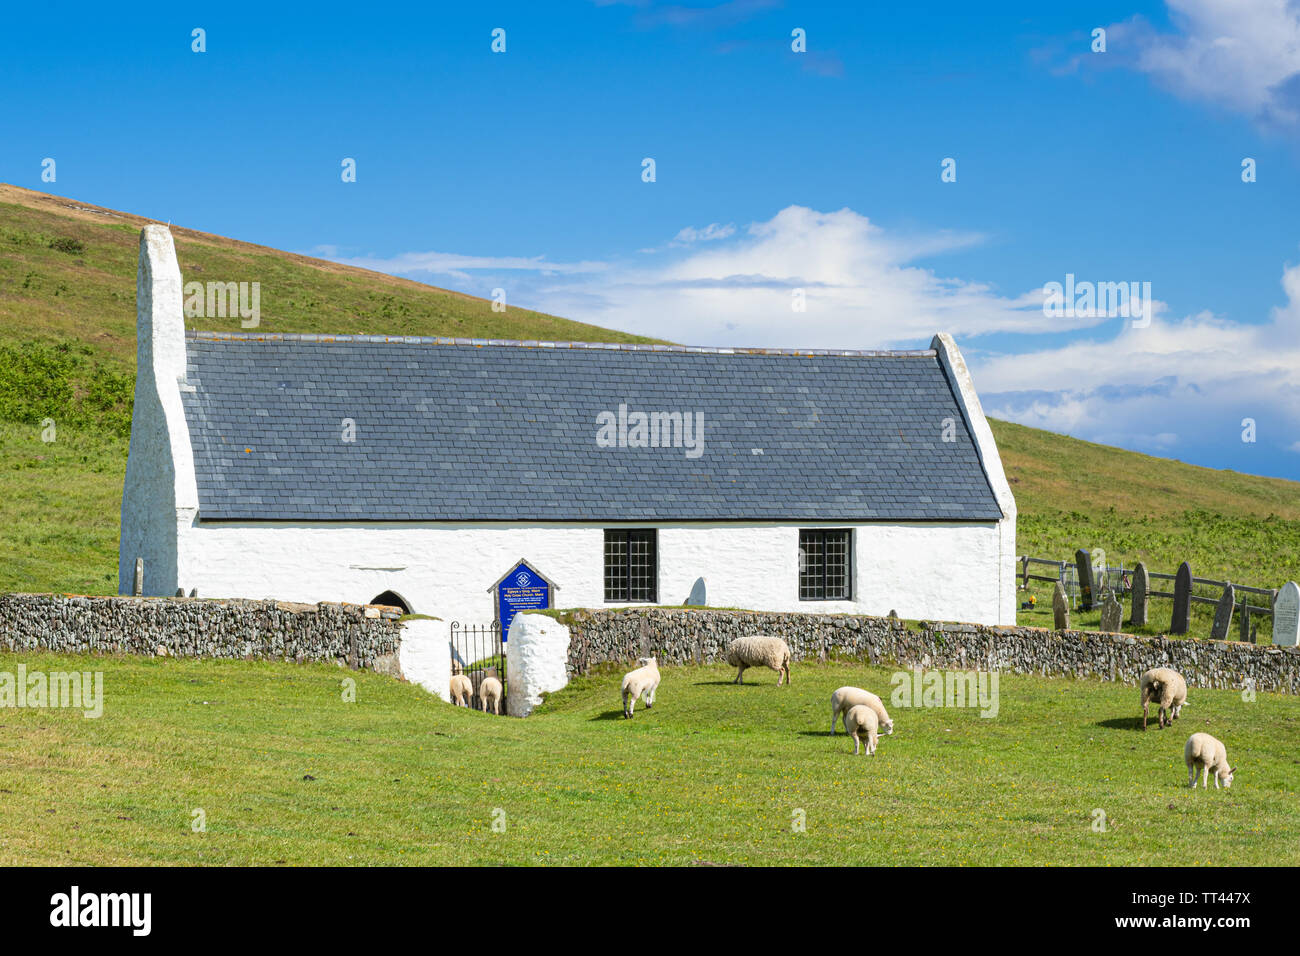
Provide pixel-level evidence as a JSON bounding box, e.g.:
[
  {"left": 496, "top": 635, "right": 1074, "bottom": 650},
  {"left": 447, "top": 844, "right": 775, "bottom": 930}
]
[
  {"left": 725, "top": 635, "right": 791, "bottom": 686},
  {"left": 830, "top": 686, "right": 894, "bottom": 737},
  {"left": 449, "top": 674, "right": 472, "bottom": 707},
  {"left": 1185, "top": 732, "right": 1235, "bottom": 789},
  {"left": 620, "top": 657, "right": 661, "bottom": 718},
  {"left": 844, "top": 704, "right": 879, "bottom": 756},
  {"left": 479, "top": 676, "right": 503, "bottom": 715},
  {"left": 1140, "top": 667, "right": 1188, "bottom": 730}
]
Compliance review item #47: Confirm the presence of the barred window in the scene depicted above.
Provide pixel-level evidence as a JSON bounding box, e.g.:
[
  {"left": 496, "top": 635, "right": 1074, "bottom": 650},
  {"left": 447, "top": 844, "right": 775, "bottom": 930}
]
[
  {"left": 604, "top": 530, "right": 657, "bottom": 603},
  {"left": 799, "top": 530, "right": 851, "bottom": 600}
]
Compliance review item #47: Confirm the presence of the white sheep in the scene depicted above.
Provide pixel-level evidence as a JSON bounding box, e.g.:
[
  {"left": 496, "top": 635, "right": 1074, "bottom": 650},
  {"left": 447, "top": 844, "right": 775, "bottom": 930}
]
[
  {"left": 1185, "top": 732, "right": 1235, "bottom": 789},
  {"left": 449, "top": 674, "right": 472, "bottom": 707},
  {"left": 830, "top": 686, "right": 894, "bottom": 737},
  {"left": 844, "top": 704, "right": 879, "bottom": 756},
  {"left": 725, "top": 635, "right": 791, "bottom": 686},
  {"left": 479, "top": 676, "right": 503, "bottom": 715},
  {"left": 621, "top": 657, "right": 661, "bottom": 718},
  {"left": 1140, "top": 667, "right": 1188, "bottom": 730}
]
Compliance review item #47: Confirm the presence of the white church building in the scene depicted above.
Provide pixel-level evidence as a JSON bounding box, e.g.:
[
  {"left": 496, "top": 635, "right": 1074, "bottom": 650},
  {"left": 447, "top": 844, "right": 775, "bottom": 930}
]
[{"left": 120, "top": 225, "right": 1017, "bottom": 628}]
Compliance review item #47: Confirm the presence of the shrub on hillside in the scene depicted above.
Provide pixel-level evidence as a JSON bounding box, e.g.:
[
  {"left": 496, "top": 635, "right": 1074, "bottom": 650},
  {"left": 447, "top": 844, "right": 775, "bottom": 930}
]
[{"left": 0, "top": 342, "right": 132, "bottom": 437}]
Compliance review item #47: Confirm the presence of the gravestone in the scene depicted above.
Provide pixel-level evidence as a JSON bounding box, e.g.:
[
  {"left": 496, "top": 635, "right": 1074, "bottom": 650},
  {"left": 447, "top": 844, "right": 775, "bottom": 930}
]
[
  {"left": 1130, "top": 562, "right": 1149, "bottom": 626},
  {"left": 1100, "top": 595, "right": 1122, "bottom": 633},
  {"left": 685, "top": 577, "right": 707, "bottom": 606},
  {"left": 1170, "top": 561, "right": 1192, "bottom": 635},
  {"left": 1210, "top": 584, "right": 1235, "bottom": 641},
  {"left": 133, "top": 558, "right": 143, "bottom": 597},
  {"left": 1075, "top": 549, "right": 1095, "bottom": 611},
  {"left": 1053, "top": 582, "right": 1070, "bottom": 630},
  {"left": 1274, "top": 581, "right": 1300, "bottom": 647}
]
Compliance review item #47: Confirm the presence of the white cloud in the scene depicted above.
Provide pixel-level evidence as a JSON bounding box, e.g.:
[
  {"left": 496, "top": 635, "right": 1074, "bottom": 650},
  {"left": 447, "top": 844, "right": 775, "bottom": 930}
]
[
  {"left": 321, "top": 205, "right": 1105, "bottom": 346},
  {"left": 978, "top": 267, "right": 1300, "bottom": 459},
  {"left": 672, "top": 222, "right": 736, "bottom": 244},
  {"left": 1088, "top": 0, "right": 1300, "bottom": 125},
  {"left": 528, "top": 205, "right": 1118, "bottom": 345}
]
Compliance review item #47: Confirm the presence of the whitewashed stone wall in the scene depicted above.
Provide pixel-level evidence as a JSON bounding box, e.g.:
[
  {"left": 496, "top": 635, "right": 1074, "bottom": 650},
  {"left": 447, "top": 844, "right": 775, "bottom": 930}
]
[
  {"left": 398, "top": 617, "right": 451, "bottom": 701},
  {"left": 118, "top": 226, "right": 200, "bottom": 597},
  {"left": 506, "top": 613, "right": 571, "bottom": 716},
  {"left": 170, "top": 518, "right": 1010, "bottom": 629}
]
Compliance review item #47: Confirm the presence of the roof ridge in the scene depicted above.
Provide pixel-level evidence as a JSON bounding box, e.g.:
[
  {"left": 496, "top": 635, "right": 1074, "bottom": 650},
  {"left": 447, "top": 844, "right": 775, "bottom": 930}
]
[{"left": 185, "top": 330, "right": 936, "bottom": 358}]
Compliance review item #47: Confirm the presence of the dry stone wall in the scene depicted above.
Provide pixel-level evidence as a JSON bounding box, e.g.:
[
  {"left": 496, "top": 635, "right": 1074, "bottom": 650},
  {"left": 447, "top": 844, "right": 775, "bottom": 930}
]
[
  {"left": 562, "top": 608, "right": 1300, "bottom": 694},
  {"left": 0, "top": 593, "right": 402, "bottom": 671}
]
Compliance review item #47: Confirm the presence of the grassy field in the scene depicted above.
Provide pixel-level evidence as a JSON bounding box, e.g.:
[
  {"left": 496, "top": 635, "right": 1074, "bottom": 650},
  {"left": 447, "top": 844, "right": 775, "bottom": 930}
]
[{"left": 1, "top": 651, "right": 1296, "bottom": 866}]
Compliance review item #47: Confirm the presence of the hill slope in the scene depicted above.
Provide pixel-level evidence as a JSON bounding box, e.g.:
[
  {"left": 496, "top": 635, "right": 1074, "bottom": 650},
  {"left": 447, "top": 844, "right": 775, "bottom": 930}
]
[{"left": 1, "top": 187, "right": 1297, "bottom": 627}]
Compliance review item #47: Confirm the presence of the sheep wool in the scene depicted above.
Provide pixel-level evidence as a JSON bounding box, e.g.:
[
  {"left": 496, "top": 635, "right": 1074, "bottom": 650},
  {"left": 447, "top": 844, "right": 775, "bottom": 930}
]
[
  {"left": 479, "top": 676, "right": 504, "bottom": 715},
  {"left": 844, "top": 704, "right": 879, "bottom": 756},
  {"left": 725, "top": 635, "right": 792, "bottom": 686},
  {"left": 621, "top": 657, "right": 661, "bottom": 719},
  {"left": 449, "top": 674, "right": 472, "bottom": 707},
  {"left": 1140, "top": 667, "right": 1187, "bottom": 730},
  {"left": 831, "top": 686, "right": 894, "bottom": 736},
  {"left": 1185, "top": 732, "right": 1235, "bottom": 789}
]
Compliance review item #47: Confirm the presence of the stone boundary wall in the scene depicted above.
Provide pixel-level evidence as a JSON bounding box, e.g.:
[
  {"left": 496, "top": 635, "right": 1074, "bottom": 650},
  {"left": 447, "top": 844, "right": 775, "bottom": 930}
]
[
  {"left": 0, "top": 593, "right": 402, "bottom": 671},
  {"left": 562, "top": 608, "right": 1300, "bottom": 693}
]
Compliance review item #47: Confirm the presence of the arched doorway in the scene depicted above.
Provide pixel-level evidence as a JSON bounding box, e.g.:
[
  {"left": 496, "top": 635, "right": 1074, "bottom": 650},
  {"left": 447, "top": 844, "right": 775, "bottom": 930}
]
[{"left": 369, "top": 590, "right": 411, "bottom": 614}]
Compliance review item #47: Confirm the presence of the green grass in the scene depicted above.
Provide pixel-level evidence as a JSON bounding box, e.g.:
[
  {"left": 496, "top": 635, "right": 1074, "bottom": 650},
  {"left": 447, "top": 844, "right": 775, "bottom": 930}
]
[
  {"left": 0, "top": 420, "right": 124, "bottom": 594},
  {"left": 1, "top": 651, "right": 1296, "bottom": 866}
]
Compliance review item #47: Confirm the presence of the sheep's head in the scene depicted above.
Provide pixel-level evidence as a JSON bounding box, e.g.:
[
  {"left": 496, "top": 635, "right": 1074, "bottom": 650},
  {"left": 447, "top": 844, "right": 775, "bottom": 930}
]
[
  {"left": 882, "top": 718, "right": 895, "bottom": 735},
  {"left": 636, "top": 656, "right": 656, "bottom": 668},
  {"left": 1222, "top": 765, "right": 1236, "bottom": 788}
]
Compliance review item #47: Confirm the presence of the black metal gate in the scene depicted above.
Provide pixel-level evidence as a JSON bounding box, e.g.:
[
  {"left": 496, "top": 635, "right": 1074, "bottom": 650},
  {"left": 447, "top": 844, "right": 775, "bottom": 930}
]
[{"left": 450, "top": 621, "right": 506, "bottom": 713}]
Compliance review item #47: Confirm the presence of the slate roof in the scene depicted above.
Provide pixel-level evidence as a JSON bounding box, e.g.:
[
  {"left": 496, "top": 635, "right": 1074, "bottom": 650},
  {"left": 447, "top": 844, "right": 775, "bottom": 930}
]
[{"left": 180, "top": 333, "right": 1004, "bottom": 522}]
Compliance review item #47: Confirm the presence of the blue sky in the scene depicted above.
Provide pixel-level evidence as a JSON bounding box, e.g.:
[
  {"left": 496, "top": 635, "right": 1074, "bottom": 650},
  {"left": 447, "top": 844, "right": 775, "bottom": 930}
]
[{"left": 4, "top": 1, "right": 1300, "bottom": 480}]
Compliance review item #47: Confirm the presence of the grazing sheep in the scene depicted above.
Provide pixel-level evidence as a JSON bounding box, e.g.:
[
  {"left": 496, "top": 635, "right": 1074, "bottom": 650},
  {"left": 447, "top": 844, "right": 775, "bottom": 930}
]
[
  {"left": 725, "top": 635, "right": 792, "bottom": 686},
  {"left": 830, "top": 686, "right": 894, "bottom": 737},
  {"left": 621, "top": 657, "right": 661, "bottom": 719},
  {"left": 1140, "top": 667, "right": 1188, "bottom": 730},
  {"left": 844, "top": 704, "right": 879, "bottom": 756},
  {"left": 479, "top": 676, "right": 503, "bottom": 715},
  {"left": 449, "top": 674, "right": 472, "bottom": 707},
  {"left": 1185, "top": 732, "right": 1235, "bottom": 789}
]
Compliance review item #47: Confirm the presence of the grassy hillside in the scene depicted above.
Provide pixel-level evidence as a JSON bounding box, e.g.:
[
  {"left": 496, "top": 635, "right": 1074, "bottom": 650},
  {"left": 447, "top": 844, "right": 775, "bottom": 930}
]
[
  {"left": 2, "top": 652, "right": 1295, "bottom": 866},
  {"left": 1, "top": 186, "right": 1297, "bottom": 627}
]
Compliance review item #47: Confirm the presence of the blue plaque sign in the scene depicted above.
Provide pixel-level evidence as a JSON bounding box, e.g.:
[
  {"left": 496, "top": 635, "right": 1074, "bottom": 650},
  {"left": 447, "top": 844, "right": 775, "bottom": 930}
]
[{"left": 490, "top": 561, "right": 554, "bottom": 640}]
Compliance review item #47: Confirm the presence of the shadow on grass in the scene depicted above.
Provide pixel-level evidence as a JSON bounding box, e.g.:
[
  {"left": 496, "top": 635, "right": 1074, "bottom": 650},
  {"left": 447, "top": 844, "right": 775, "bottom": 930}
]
[
  {"left": 1095, "top": 716, "right": 1146, "bottom": 732},
  {"left": 692, "top": 680, "right": 770, "bottom": 686}
]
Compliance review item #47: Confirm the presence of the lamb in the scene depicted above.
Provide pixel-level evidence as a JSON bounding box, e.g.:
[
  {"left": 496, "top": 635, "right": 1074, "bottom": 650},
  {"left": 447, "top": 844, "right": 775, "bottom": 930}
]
[
  {"left": 1185, "top": 732, "right": 1235, "bottom": 789},
  {"left": 620, "top": 657, "right": 661, "bottom": 718},
  {"left": 830, "top": 686, "right": 894, "bottom": 737},
  {"left": 1140, "top": 667, "right": 1188, "bottom": 730},
  {"left": 844, "top": 704, "right": 879, "bottom": 756},
  {"left": 449, "top": 674, "right": 472, "bottom": 707},
  {"left": 725, "top": 635, "right": 791, "bottom": 686},
  {"left": 479, "top": 676, "right": 503, "bottom": 715}
]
